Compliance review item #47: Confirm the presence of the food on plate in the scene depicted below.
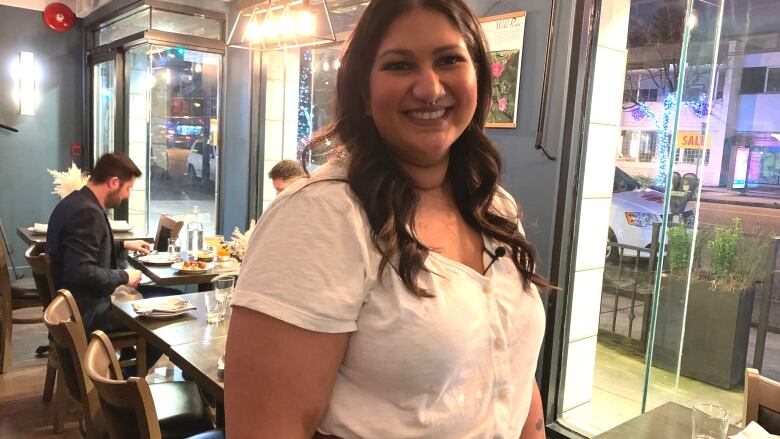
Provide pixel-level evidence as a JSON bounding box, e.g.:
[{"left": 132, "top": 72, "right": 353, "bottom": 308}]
[
  {"left": 197, "top": 250, "right": 213, "bottom": 260},
  {"left": 180, "top": 260, "right": 208, "bottom": 271}
]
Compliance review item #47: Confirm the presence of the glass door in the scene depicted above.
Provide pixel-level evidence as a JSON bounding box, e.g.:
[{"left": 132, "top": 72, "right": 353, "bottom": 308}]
[
  {"left": 643, "top": 0, "right": 728, "bottom": 415},
  {"left": 125, "top": 44, "right": 221, "bottom": 235},
  {"left": 93, "top": 60, "right": 116, "bottom": 159}
]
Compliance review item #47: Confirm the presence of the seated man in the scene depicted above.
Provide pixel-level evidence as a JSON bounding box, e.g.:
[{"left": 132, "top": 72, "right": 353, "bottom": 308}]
[
  {"left": 46, "top": 153, "right": 170, "bottom": 374},
  {"left": 268, "top": 159, "right": 306, "bottom": 195}
]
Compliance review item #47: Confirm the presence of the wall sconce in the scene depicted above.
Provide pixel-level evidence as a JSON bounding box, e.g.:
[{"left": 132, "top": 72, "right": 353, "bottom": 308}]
[
  {"left": 227, "top": 0, "right": 336, "bottom": 52},
  {"left": 18, "top": 51, "right": 37, "bottom": 116}
]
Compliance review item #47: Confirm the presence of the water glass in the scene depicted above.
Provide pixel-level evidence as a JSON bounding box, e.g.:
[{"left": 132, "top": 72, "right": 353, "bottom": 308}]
[
  {"left": 213, "top": 275, "right": 236, "bottom": 304},
  {"left": 167, "top": 238, "right": 181, "bottom": 262},
  {"left": 692, "top": 403, "right": 729, "bottom": 439},
  {"left": 205, "top": 290, "right": 227, "bottom": 324}
]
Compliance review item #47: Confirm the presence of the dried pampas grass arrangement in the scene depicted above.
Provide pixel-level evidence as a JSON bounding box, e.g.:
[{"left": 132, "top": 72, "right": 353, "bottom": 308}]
[
  {"left": 48, "top": 162, "right": 89, "bottom": 199},
  {"left": 229, "top": 219, "right": 256, "bottom": 261}
]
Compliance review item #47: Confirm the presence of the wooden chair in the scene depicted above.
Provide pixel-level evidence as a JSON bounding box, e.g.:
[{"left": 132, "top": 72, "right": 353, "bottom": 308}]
[
  {"left": 0, "top": 218, "right": 33, "bottom": 283},
  {"left": 24, "top": 243, "right": 61, "bottom": 411},
  {"left": 85, "top": 330, "right": 217, "bottom": 439},
  {"left": 154, "top": 215, "right": 184, "bottom": 253},
  {"left": 744, "top": 368, "right": 780, "bottom": 434},
  {"left": 44, "top": 290, "right": 149, "bottom": 437},
  {"left": 43, "top": 290, "right": 105, "bottom": 438},
  {"left": 0, "top": 226, "right": 42, "bottom": 374}
]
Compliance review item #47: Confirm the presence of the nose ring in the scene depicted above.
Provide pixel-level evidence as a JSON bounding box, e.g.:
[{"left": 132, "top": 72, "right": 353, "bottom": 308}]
[{"left": 426, "top": 90, "right": 446, "bottom": 106}]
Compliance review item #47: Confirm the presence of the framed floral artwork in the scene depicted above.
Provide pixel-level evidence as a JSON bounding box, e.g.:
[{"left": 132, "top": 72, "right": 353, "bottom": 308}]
[{"left": 480, "top": 11, "right": 526, "bottom": 128}]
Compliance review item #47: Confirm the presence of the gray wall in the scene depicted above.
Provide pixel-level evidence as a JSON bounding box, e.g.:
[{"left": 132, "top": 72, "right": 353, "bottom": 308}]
[
  {"left": 467, "top": 0, "right": 572, "bottom": 275},
  {"left": 0, "top": 5, "right": 84, "bottom": 271}
]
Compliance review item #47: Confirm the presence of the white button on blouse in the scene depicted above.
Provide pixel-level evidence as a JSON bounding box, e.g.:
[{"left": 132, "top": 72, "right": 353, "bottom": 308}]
[{"left": 232, "top": 161, "right": 546, "bottom": 439}]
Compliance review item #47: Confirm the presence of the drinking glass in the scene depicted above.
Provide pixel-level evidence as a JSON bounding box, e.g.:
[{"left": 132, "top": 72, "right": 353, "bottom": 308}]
[
  {"left": 217, "top": 242, "right": 231, "bottom": 258},
  {"left": 692, "top": 403, "right": 729, "bottom": 439},
  {"left": 167, "top": 238, "right": 181, "bottom": 262},
  {"left": 205, "top": 235, "right": 224, "bottom": 249},
  {"left": 205, "top": 290, "right": 227, "bottom": 324},
  {"left": 213, "top": 275, "right": 236, "bottom": 305}
]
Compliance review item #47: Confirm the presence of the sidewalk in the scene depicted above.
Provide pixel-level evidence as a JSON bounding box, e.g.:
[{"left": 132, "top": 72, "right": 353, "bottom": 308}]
[{"left": 700, "top": 186, "right": 780, "bottom": 209}]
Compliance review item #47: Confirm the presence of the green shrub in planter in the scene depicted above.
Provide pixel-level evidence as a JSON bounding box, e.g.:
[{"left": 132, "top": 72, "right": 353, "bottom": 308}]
[{"left": 652, "top": 219, "right": 772, "bottom": 389}]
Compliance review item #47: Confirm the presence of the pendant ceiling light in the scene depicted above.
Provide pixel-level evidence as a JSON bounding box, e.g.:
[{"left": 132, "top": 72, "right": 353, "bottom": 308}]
[{"left": 228, "top": 0, "right": 335, "bottom": 52}]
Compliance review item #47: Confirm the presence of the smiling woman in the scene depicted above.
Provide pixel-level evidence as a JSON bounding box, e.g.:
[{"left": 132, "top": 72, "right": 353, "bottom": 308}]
[
  {"left": 226, "top": 1, "right": 548, "bottom": 438},
  {"left": 367, "top": 10, "right": 478, "bottom": 171}
]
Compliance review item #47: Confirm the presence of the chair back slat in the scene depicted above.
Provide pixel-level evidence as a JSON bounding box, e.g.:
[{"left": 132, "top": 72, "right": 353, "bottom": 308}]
[
  {"left": 154, "top": 215, "right": 184, "bottom": 252},
  {"left": 86, "top": 331, "right": 161, "bottom": 439},
  {"left": 744, "top": 368, "right": 780, "bottom": 433},
  {"left": 0, "top": 219, "right": 20, "bottom": 279},
  {"left": 43, "top": 290, "right": 103, "bottom": 439},
  {"left": 25, "top": 243, "right": 55, "bottom": 307}
]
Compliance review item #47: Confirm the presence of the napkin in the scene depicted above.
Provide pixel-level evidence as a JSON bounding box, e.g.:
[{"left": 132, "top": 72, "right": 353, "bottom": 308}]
[
  {"left": 730, "top": 422, "right": 780, "bottom": 439},
  {"left": 32, "top": 223, "right": 48, "bottom": 233},
  {"left": 133, "top": 297, "right": 196, "bottom": 314}
]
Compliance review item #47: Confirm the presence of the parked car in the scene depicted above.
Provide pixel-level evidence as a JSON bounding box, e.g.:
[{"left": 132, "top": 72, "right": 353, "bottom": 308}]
[
  {"left": 608, "top": 167, "right": 695, "bottom": 259},
  {"left": 187, "top": 140, "right": 217, "bottom": 182}
]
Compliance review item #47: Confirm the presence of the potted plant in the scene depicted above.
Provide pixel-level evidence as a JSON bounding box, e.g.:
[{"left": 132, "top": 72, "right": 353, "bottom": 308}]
[{"left": 651, "top": 218, "right": 772, "bottom": 389}]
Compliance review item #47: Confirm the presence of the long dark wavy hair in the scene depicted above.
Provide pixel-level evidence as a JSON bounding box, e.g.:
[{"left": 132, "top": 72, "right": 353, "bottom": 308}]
[{"left": 306, "top": 0, "right": 551, "bottom": 296}]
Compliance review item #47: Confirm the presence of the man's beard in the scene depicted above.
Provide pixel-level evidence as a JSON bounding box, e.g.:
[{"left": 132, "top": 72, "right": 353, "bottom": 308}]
[{"left": 105, "top": 188, "right": 124, "bottom": 209}]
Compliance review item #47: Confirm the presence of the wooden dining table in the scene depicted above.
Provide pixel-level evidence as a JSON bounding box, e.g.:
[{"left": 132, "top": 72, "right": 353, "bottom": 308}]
[
  {"left": 113, "top": 292, "right": 228, "bottom": 410},
  {"left": 592, "top": 401, "right": 742, "bottom": 438},
  {"left": 17, "top": 226, "right": 149, "bottom": 246},
  {"left": 127, "top": 254, "right": 240, "bottom": 287}
]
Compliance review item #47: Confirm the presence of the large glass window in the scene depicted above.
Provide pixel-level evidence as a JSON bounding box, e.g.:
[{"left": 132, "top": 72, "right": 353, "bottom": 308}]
[
  {"left": 767, "top": 67, "right": 780, "bottom": 93},
  {"left": 559, "top": 0, "right": 780, "bottom": 436},
  {"left": 741, "top": 67, "right": 767, "bottom": 94},
  {"left": 96, "top": 7, "right": 151, "bottom": 46},
  {"left": 125, "top": 45, "right": 221, "bottom": 235},
  {"left": 93, "top": 60, "right": 116, "bottom": 158},
  {"left": 95, "top": 5, "right": 223, "bottom": 46},
  {"left": 151, "top": 9, "right": 222, "bottom": 40}
]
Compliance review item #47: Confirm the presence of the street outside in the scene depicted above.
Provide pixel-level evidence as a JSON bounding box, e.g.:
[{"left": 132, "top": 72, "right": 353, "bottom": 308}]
[{"left": 698, "top": 201, "right": 780, "bottom": 232}]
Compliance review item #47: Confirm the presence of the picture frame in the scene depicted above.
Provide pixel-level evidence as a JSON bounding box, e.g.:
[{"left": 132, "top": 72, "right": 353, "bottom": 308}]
[{"left": 480, "top": 11, "right": 527, "bottom": 128}]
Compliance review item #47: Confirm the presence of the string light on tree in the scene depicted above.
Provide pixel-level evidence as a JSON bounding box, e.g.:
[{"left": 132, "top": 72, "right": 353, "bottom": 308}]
[
  {"left": 297, "top": 49, "right": 314, "bottom": 147},
  {"left": 628, "top": 92, "right": 711, "bottom": 186}
]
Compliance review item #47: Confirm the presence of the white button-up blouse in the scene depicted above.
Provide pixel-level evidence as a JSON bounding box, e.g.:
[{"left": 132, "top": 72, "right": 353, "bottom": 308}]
[{"left": 232, "top": 161, "right": 546, "bottom": 439}]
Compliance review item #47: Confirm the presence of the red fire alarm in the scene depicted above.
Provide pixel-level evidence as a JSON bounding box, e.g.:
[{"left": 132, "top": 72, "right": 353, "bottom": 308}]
[
  {"left": 70, "top": 143, "right": 82, "bottom": 157},
  {"left": 43, "top": 2, "right": 76, "bottom": 32}
]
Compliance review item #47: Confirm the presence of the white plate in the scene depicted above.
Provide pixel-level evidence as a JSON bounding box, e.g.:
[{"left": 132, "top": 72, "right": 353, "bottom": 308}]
[
  {"left": 110, "top": 220, "right": 133, "bottom": 232},
  {"left": 137, "top": 254, "right": 174, "bottom": 266},
  {"left": 28, "top": 227, "right": 47, "bottom": 235},
  {"left": 136, "top": 309, "right": 191, "bottom": 319},
  {"left": 171, "top": 261, "right": 215, "bottom": 274}
]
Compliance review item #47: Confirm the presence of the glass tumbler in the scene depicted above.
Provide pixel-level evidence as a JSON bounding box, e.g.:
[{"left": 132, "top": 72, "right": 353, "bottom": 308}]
[
  {"left": 205, "top": 290, "right": 227, "bottom": 324},
  {"left": 167, "top": 238, "right": 181, "bottom": 262},
  {"left": 692, "top": 403, "right": 729, "bottom": 439}
]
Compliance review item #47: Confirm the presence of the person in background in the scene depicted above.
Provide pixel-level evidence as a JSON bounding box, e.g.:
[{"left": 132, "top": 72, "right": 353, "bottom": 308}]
[
  {"left": 46, "top": 153, "right": 168, "bottom": 375},
  {"left": 268, "top": 159, "right": 306, "bottom": 195},
  {"left": 226, "top": 1, "right": 549, "bottom": 438}
]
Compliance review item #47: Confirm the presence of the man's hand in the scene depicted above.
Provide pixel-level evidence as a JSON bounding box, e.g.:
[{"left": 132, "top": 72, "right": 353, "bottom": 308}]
[
  {"left": 124, "top": 240, "right": 152, "bottom": 255},
  {"left": 125, "top": 268, "right": 142, "bottom": 288}
]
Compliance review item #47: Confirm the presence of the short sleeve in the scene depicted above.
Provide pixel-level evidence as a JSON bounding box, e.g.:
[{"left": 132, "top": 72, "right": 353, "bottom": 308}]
[
  {"left": 493, "top": 186, "right": 525, "bottom": 236},
  {"left": 231, "top": 180, "right": 370, "bottom": 333}
]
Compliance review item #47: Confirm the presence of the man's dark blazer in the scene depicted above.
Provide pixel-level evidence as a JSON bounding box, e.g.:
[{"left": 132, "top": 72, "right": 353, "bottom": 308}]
[{"left": 45, "top": 186, "right": 128, "bottom": 332}]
